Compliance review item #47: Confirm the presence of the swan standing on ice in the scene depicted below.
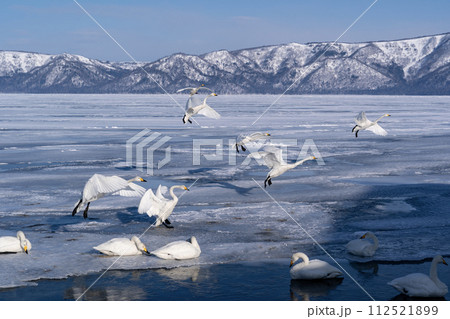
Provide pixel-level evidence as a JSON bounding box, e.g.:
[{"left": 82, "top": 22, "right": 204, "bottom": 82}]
[
  {"left": 352, "top": 112, "right": 391, "bottom": 138},
  {"left": 248, "top": 147, "right": 316, "bottom": 188},
  {"left": 176, "top": 84, "right": 212, "bottom": 96},
  {"left": 235, "top": 132, "right": 271, "bottom": 153},
  {"left": 346, "top": 232, "right": 379, "bottom": 257},
  {"left": 388, "top": 255, "right": 448, "bottom": 297},
  {"left": 94, "top": 236, "right": 149, "bottom": 256},
  {"left": 183, "top": 93, "right": 220, "bottom": 124},
  {"left": 290, "top": 252, "right": 343, "bottom": 280},
  {"left": 151, "top": 236, "right": 201, "bottom": 260},
  {"left": 138, "top": 185, "right": 188, "bottom": 228},
  {"left": 72, "top": 174, "right": 147, "bottom": 219},
  {"left": 0, "top": 231, "right": 31, "bottom": 254}
]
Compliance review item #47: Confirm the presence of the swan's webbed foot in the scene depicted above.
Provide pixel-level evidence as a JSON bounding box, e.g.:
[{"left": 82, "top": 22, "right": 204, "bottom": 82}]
[
  {"left": 162, "top": 221, "right": 174, "bottom": 229},
  {"left": 235, "top": 144, "right": 239, "bottom": 153},
  {"left": 83, "top": 202, "right": 90, "bottom": 219},
  {"left": 188, "top": 119, "right": 192, "bottom": 124},
  {"left": 241, "top": 145, "right": 246, "bottom": 152},
  {"left": 355, "top": 130, "right": 359, "bottom": 138},
  {"left": 268, "top": 178, "right": 272, "bottom": 186},
  {"left": 72, "top": 199, "right": 82, "bottom": 216},
  {"left": 164, "top": 219, "right": 171, "bottom": 225}
]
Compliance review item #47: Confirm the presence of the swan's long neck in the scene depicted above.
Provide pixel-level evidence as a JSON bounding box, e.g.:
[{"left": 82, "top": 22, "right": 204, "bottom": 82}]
[
  {"left": 202, "top": 95, "right": 211, "bottom": 105},
  {"left": 169, "top": 186, "right": 180, "bottom": 201},
  {"left": 293, "top": 252, "right": 309, "bottom": 265},
  {"left": 126, "top": 178, "right": 135, "bottom": 183},
  {"left": 292, "top": 157, "right": 313, "bottom": 168},
  {"left": 429, "top": 257, "right": 444, "bottom": 286},
  {"left": 191, "top": 237, "right": 201, "bottom": 251},
  {"left": 366, "top": 232, "right": 379, "bottom": 249},
  {"left": 374, "top": 115, "right": 387, "bottom": 123}
]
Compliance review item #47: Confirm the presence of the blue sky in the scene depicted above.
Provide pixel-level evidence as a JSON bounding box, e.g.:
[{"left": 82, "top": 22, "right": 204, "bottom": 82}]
[{"left": 1, "top": 0, "right": 449, "bottom": 62}]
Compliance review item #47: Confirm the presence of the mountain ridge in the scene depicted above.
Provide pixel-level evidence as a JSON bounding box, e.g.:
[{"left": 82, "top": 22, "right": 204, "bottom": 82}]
[{"left": 0, "top": 32, "right": 449, "bottom": 94}]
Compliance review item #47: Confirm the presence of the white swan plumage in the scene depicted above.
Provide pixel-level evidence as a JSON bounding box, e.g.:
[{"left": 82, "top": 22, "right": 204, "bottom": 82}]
[
  {"left": 138, "top": 184, "right": 188, "bottom": 228},
  {"left": 94, "top": 236, "right": 149, "bottom": 256},
  {"left": 290, "top": 252, "right": 343, "bottom": 280},
  {"left": 0, "top": 231, "right": 31, "bottom": 254},
  {"left": 346, "top": 231, "right": 379, "bottom": 257},
  {"left": 183, "top": 93, "right": 220, "bottom": 124},
  {"left": 176, "top": 84, "right": 212, "bottom": 96},
  {"left": 151, "top": 236, "right": 201, "bottom": 260},
  {"left": 248, "top": 146, "right": 316, "bottom": 187},
  {"left": 72, "top": 174, "right": 147, "bottom": 219},
  {"left": 388, "top": 255, "right": 448, "bottom": 297},
  {"left": 352, "top": 112, "right": 391, "bottom": 138},
  {"left": 235, "top": 132, "right": 271, "bottom": 153}
]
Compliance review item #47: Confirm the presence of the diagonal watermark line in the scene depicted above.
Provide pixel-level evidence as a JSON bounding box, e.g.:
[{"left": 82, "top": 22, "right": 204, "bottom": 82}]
[
  {"left": 251, "top": 0, "right": 379, "bottom": 126},
  {"left": 71, "top": 0, "right": 201, "bottom": 126},
  {"left": 75, "top": 177, "right": 201, "bottom": 301},
  {"left": 251, "top": 178, "right": 376, "bottom": 301}
]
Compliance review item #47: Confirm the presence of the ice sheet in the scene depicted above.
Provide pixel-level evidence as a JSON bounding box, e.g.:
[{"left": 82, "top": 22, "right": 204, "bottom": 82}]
[{"left": 0, "top": 94, "right": 449, "bottom": 288}]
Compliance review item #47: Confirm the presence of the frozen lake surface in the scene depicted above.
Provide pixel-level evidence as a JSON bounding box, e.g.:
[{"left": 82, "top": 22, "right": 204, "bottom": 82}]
[{"left": 0, "top": 94, "right": 449, "bottom": 300}]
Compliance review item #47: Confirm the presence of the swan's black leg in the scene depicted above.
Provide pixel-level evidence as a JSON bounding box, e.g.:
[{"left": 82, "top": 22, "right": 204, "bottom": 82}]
[
  {"left": 264, "top": 176, "right": 270, "bottom": 188},
  {"left": 268, "top": 178, "right": 272, "bottom": 186},
  {"left": 235, "top": 144, "right": 239, "bottom": 153},
  {"left": 355, "top": 130, "right": 359, "bottom": 138},
  {"left": 162, "top": 221, "right": 174, "bottom": 229},
  {"left": 352, "top": 125, "right": 358, "bottom": 132},
  {"left": 164, "top": 219, "right": 171, "bottom": 225},
  {"left": 182, "top": 115, "right": 186, "bottom": 124},
  {"left": 72, "top": 199, "right": 82, "bottom": 216},
  {"left": 83, "top": 202, "right": 90, "bottom": 219},
  {"left": 188, "top": 119, "right": 192, "bottom": 124},
  {"left": 241, "top": 145, "right": 246, "bottom": 152}
]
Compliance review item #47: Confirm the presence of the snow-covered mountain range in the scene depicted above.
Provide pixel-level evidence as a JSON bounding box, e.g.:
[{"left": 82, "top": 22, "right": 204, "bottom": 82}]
[{"left": 1, "top": 33, "right": 449, "bottom": 94}]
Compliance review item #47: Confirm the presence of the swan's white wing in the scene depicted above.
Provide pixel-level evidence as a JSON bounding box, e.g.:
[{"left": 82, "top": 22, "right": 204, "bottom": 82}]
[
  {"left": 84, "top": 174, "right": 128, "bottom": 200},
  {"left": 198, "top": 104, "right": 221, "bottom": 119},
  {"left": 176, "top": 87, "right": 193, "bottom": 93},
  {"left": 155, "top": 185, "right": 168, "bottom": 200},
  {"left": 263, "top": 146, "right": 286, "bottom": 166},
  {"left": 113, "top": 182, "right": 146, "bottom": 197},
  {"left": 367, "top": 123, "right": 387, "bottom": 136},
  {"left": 248, "top": 149, "right": 283, "bottom": 169},
  {"left": 186, "top": 95, "right": 202, "bottom": 110},
  {"left": 355, "top": 111, "right": 371, "bottom": 126},
  {"left": 138, "top": 188, "right": 161, "bottom": 215}
]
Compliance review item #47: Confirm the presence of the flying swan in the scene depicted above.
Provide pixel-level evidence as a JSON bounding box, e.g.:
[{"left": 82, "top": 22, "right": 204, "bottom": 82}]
[
  {"left": 72, "top": 174, "right": 147, "bottom": 219},
  {"left": 352, "top": 112, "right": 391, "bottom": 138},
  {"left": 151, "top": 236, "right": 201, "bottom": 260},
  {"left": 290, "top": 252, "right": 343, "bottom": 280},
  {"left": 0, "top": 231, "right": 31, "bottom": 254},
  {"left": 388, "top": 255, "right": 448, "bottom": 297},
  {"left": 183, "top": 93, "right": 220, "bottom": 124},
  {"left": 235, "top": 132, "right": 271, "bottom": 153},
  {"left": 176, "top": 84, "right": 212, "bottom": 96},
  {"left": 138, "top": 185, "right": 188, "bottom": 228},
  {"left": 346, "top": 231, "right": 379, "bottom": 257},
  {"left": 248, "top": 147, "right": 316, "bottom": 187},
  {"left": 94, "top": 236, "right": 149, "bottom": 256}
]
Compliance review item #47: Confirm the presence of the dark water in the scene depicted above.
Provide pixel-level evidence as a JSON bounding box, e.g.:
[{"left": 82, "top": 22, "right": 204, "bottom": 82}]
[{"left": 0, "top": 259, "right": 448, "bottom": 301}]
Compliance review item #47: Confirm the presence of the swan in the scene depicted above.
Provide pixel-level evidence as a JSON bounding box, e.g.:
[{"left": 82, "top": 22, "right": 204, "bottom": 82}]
[
  {"left": 183, "top": 93, "right": 220, "bottom": 124},
  {"left": 235, "top": 132, "right": 271, "bottom": 153},
  {"left": 138, "top": 184, "right": 188, "bottom": 228},
  {"left": 151, "top": 236, "right": 201, "bottom": 260},
  {"left": 93, "top": 236, "right": 149, "bottom": 256},
  {"left": 248, "top": 146, "right": 316, "bottom": 187},
  {"left": 176, "top": 84, "right": 212, "bottom": 96},
  {"left": 352, "top": 112, "right": 391, "bottom": 138},
  {"left": 0, "top": 231, "right": 31, "bottom": 254},
  {"left": 72, "top": 174, "right": 147, "bottom": 219},
  {"left": 290, "top": 252, "right": 343, "bottom": 280},
  {"left": 388, "top": 255, "right": 448, "bottom": 297},
  {"left": 346, "top": 231, "right": 379, "bottom": 257}
]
